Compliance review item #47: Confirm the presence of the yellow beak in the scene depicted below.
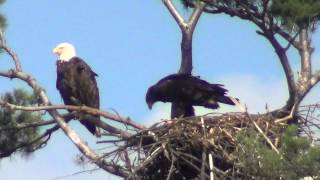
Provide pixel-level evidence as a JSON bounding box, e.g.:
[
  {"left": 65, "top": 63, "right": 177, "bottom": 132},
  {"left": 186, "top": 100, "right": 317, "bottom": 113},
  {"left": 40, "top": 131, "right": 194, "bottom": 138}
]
[{"left": 52, "top": 47, "right": 59, "bottom": 55}]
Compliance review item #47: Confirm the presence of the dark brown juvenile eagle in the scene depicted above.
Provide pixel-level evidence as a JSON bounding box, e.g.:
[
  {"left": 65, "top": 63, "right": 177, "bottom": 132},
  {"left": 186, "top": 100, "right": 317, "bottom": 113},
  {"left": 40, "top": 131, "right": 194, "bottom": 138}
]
[
  {"left": 146, "top": 74, "right": 236, "bottom": 118},
  {"left": 53, "top": 42, "right": 100, "bottom": 135}
]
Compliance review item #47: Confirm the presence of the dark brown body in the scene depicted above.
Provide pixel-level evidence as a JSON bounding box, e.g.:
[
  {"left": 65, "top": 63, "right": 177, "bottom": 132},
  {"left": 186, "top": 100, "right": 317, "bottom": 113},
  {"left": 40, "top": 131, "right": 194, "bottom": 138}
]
[{"left": 56, "top": 57, "right": 99, "bottom": 135}]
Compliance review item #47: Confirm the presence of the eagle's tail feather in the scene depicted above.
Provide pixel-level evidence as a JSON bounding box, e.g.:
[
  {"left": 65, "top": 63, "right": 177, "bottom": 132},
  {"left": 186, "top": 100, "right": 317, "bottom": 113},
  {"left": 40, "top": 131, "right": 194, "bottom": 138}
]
[{"left": 80, "top": 115, "right": 100, "bottom": 137}]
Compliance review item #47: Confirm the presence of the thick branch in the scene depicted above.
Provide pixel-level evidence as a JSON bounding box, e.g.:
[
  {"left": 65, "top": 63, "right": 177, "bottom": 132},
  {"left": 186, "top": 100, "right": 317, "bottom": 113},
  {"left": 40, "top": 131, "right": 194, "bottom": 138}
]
[
  {"left": 45, "top": 109, "right": 129, "bottom": 177},
  {"left": 180, "top": 30, "right": 193, "bottom": 74},
  {"left": 264, "top": 33, "right": 296, "bottom": 108},
  {"left": 163, "top": 0, "right": 205, "bottom": 74},
  {"left": 179, "top": 2, "right": 205, "bottom": 74},
  {"left": 299, "top": 28, "right": 312, "bottom": 83}
]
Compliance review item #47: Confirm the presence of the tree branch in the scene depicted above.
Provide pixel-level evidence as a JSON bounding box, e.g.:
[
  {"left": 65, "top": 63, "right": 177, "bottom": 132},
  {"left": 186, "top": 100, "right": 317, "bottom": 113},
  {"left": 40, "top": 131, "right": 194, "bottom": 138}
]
[
  {"left": 0, "top": 101, "right": 135, "bottom": 138},
  {"left": 162, "top": 0, "right": 187, "bottom": 30},
  {"left": 263, "top": 33, "right": 296, "bottom": 108},
  {"left": 0, "top": 123, "right": 60, "bottom": 158},
  {"left": 188, "top": 2, "right": 206, "bottom": 34},
  {"left": 0, "top": 33, "right": 22, "bottom": 72},
  {"left": 310, "top": 71, "right": 320, "bottom": 86},
  {"left": 0, "top": 113, "right": 74, "bottom": 131},
  {"left": 163, "top": 0, "right": 205, "bottom": 74},
  {"left": 299, "top": 28, "right": 312, "bottom": 83},
  {"left": 0, "top": 99, "right": 144, "bottom": 130}
]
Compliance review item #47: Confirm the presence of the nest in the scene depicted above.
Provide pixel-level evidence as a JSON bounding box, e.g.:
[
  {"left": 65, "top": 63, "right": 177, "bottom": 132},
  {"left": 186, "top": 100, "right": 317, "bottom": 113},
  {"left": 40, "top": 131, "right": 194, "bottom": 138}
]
[{"left": 129, "top": 112, "right": 288, "bottom": 180}]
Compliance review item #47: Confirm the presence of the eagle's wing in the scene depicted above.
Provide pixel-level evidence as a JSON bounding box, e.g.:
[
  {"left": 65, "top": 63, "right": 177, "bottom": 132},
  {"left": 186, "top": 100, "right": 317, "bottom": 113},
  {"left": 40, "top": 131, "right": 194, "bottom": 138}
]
[
  {"left": 73, "top": 58, "right": 100, "bottom": 109},
  {"left": 56, "top": 61, "right": 79, "bottom": 106}
]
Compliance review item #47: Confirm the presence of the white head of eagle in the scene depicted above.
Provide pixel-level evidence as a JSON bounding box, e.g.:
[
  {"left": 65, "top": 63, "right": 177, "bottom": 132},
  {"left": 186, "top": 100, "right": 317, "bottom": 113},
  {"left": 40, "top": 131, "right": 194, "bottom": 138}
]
[{"left": 52, "top": 42, "right": 77, "bottom": 62}]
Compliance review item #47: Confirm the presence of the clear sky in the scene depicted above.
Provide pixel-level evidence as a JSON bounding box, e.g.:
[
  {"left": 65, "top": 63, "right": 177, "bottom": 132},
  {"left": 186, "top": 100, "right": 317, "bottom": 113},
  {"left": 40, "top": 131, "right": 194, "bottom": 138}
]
[{"left": 0, "top": 1, "right": 320, "bottom": 180}]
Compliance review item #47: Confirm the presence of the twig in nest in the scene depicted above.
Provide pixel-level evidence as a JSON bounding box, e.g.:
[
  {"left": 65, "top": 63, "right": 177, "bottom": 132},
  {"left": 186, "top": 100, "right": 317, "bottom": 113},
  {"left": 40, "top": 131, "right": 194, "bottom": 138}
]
[
  {"left": 250, "top": 118, "right": 280, "bottom": 154},
  {"left": 200, "top": 117, "right": 207, "bottom": 180},
  {"left": 172, "top": 150, "right": 210, "bottom": 179},
  {"left": 130, "top": 147, "right": 163, "bottom": 176},
  {"left": 166, "top": 152, "right": 176, "bottom": 180},
  {"left": 209, "top": 153, "right": 214, "bottom": 180},
  {"left": 274, "top": 103, "right": 296, "bottom": 123},
  {"left": 201, "top": 150, "right": 207, "bottom": 180}
]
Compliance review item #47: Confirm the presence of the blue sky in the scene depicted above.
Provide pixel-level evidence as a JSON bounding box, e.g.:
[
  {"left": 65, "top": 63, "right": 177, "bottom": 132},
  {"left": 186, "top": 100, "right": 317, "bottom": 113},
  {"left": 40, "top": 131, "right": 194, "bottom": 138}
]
[{"left": 0, "top": 1, "right": 320, "bottom": 179}]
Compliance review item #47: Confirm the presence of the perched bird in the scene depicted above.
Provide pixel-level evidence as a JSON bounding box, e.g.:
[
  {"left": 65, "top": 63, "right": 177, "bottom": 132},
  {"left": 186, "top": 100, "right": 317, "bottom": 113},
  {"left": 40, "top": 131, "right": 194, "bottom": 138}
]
[
  {"left": 53, "top": 42, "right": 100, "bottom": 135},
  {"left": 146, "top": 74, "right": 236, "bottom": 118}
]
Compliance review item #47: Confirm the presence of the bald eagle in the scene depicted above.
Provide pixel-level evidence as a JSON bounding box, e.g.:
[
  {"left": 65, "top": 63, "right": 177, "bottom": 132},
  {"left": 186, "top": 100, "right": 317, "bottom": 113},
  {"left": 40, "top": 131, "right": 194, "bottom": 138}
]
[
  {"left": 146, "top": 74, "right": 236, "bottom": 118},
  {"left": 53, "top": 42, "right": 99, "bottom": 135}
]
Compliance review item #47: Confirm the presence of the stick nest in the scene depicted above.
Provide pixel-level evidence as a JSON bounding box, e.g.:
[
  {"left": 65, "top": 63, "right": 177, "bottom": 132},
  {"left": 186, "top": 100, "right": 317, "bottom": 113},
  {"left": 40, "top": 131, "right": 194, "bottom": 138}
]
[{"left": 129, "top": 112, "right": 288, "bottom": 179}]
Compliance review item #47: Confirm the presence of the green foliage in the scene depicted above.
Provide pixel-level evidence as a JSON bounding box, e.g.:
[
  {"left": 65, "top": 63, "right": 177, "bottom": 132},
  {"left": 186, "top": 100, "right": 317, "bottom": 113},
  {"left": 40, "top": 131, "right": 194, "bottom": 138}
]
[
  {"left": 0, "top": 89, "right": 44, "bottom": 159},
  {"left": 181, "top": 0, "right": 320, "bottom": 31},
  {"left": 236, "top": 125, "right": 320, "bottom": 179},
  {"left": 0, "top": 0, "right": 6, "bottom": 30},
  {"left": 236, "top": 130, "right": 283, "bottom": 179},
  {"left": 0, "top": 14, "right": 6, "bottom": 30},
  {"left": 271, "top": 0, "right": 320, "bottom": 30}
]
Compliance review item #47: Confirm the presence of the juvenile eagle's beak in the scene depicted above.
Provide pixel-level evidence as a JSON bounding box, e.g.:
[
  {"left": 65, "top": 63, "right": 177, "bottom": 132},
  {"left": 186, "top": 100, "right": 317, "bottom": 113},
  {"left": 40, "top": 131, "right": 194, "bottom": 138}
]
[{"left": 147, "top": 102, "right": 153, "bottom": 110}]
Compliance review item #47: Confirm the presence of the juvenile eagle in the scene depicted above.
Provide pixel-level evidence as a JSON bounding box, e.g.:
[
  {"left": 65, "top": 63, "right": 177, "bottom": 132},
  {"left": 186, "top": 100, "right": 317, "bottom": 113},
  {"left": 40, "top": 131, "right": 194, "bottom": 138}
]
[
  {"left": 53, "top": 42, "right": 99, "bottom": 135},
  {"left": 146, "top": 74, "right": 236, "bottom": 118}
]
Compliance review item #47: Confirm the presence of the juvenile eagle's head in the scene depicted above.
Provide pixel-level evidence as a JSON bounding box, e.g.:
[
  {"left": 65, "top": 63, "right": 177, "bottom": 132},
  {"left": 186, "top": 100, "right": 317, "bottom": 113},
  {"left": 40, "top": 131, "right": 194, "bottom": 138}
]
[
  {"left": 146, "top": 86, "right": 158, "bottom": 109},
  {"left": 52, "top": 42, "right": 76, "bottom": 62}
]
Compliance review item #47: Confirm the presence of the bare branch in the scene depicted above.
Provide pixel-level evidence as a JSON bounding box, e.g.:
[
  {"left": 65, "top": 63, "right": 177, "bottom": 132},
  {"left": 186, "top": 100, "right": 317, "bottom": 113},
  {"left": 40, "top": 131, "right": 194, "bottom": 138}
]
[
  {"left": 0, "top": 101, "right": 136, "bottom": 138},
  {"left": 51, "top": 168, "right": 100, "bottom": 180},
  {"left": 274, "top": 26, "right": 300, "bottom": 49},
  {"left": 284, "top": 30, "right": 300, "bottom": 51},
  {"left": 188, "top": 2, "right": 206, "bottom": 34},
  {"left": 0, "top": 34, "right": 23, "bottom": 72},
  {"left": 39, "top": 107, "right": 129, "bottom": 177},
  {"left": 162, "top": 0, "right": 187, "bottom": 30},
  {"left": 162, "top": 0, "right": 205, "bottom": 75},
  {"left": 180, "top": 2, "right": 205, "bottom": 74},
  {"left": 264, "top": 33, "right": 297, "bottom": 108},
  {"left": 0, "top": 100, "right": 144, "bottom": 130}
]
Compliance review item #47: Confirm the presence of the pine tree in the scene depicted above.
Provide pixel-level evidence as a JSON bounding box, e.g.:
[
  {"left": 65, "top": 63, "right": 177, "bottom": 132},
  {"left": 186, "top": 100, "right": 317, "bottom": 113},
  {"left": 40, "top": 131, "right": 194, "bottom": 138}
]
[
  {"left": 271, "top": 0, "right": 320, "bottom": 30},
  {"left": 0, "top": 89, "right": 44, "bottom": 158},
  {"left": 236, "top": 125, "right": 320, "bottom": 179}
]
